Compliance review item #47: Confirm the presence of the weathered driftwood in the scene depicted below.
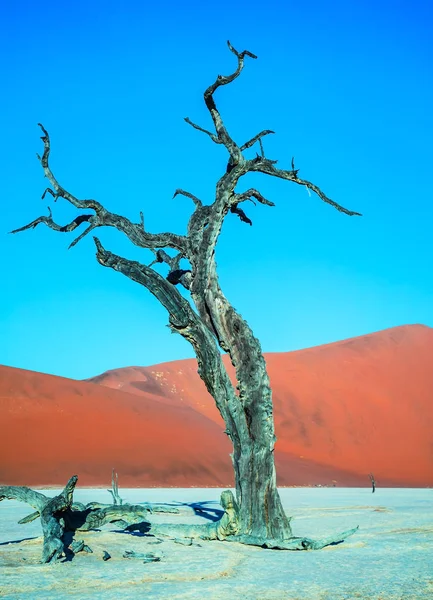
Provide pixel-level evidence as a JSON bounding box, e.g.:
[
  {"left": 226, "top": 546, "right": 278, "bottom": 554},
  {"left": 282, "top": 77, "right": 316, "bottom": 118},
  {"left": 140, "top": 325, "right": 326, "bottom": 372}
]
[
  {"left": 123, "top": 550, "right": 163, "bottom": 562},
  {"left": 11, "top": 41, "right": 361, "bottom": 544},
  {"left": 0, "top": 476, "right": 78, "bottom": 563},
  {"left": 82, "top": 501, "right": 179, "bottom": 515},
  {"left": 65, "top": 502, "right": 151, "bottom": 532}
]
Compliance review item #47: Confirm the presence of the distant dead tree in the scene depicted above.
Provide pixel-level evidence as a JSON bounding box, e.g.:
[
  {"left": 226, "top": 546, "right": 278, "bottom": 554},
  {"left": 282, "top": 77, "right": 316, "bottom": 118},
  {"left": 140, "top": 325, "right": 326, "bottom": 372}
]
[
  {"left": 369, "top": 473, "right": 376, "bottom": 493},
  {"left": 5, "top": 41, "right": 361, "bottom": 560}
]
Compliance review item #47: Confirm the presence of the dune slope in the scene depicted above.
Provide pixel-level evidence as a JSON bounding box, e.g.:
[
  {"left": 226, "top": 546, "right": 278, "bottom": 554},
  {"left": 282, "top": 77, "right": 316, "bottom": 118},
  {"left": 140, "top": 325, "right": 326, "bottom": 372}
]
[
  {"left": 1, "top": 324, "right": 432, "bottom": 486},
  {"left": 0, "top": 366, "right": 233, "bottom": 487}
]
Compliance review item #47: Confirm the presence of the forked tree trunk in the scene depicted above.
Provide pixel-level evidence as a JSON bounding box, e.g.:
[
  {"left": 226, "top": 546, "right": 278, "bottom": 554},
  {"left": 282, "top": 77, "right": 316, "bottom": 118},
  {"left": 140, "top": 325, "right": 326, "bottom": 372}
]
[{"left": 11, "top": 41, "right": 361, "bottom": 545}]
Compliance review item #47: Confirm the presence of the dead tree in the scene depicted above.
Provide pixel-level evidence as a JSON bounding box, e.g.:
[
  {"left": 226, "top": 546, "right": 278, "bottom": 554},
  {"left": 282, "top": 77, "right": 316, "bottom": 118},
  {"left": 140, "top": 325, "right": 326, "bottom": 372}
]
[
  {"left": 11, "top": 41, "right": 361, "bottom": 547},
  {"left": 369, "top": 473, "right": 376, "bottom": 493}
]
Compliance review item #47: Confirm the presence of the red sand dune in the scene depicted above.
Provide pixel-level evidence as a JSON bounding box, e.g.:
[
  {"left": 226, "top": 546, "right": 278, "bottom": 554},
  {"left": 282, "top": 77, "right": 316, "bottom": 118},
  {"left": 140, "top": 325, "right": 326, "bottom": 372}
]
[{"left": 1, "top": 324, "right": 432, "bottom": 487}]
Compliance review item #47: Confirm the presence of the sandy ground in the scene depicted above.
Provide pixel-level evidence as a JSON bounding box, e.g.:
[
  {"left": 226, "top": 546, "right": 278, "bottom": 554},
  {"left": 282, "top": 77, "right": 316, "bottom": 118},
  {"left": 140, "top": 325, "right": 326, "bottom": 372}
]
[{"left": 0, "top": 488, "right": 432, "bottom": 599}]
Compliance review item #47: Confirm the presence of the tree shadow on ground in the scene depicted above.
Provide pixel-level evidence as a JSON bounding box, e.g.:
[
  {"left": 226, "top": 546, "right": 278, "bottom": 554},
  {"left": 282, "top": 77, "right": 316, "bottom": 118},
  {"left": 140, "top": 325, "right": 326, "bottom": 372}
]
[
  {"left": 166, "top": 501, "right": 223, "bottom": 522},
  {"left": 112, "top": 521, "right": 152, "bottom": 536},
  {"left": 0, "top": 537, "right": 38, "bottom": 546},
  {"left": 62, "top": 531, "right": 75, "bottom": 562}
]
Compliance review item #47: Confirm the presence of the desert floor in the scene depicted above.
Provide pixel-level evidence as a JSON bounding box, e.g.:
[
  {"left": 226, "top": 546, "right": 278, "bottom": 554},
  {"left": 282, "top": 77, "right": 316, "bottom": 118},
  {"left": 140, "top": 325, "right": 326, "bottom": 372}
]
[{"left": 0, "top": 488, "right": 432, "bottom": 599}]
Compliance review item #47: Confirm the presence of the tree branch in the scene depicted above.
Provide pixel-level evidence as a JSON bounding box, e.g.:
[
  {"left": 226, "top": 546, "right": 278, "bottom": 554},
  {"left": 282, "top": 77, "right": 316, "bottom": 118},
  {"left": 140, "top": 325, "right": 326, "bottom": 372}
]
[
  {"left": 248, "top": 158, "right": 362, "bottom": 216},
  {"left": 0, "top": 485, "right": 47, "bottom": 512},
  {"left": 184, "top": 118, "right": 221, "bottom": 144},
  {"left": 230, "top": 204, "right": 253, "bottom": 226},
  {"left": 93, "top": 237, "right": 247, "bottom": 453},
  {"left": 12, "top": 124, "right": 188, "bottom": 253},
  {"left": 229, "top": 186, "right": 276, "bottom": 226},
  {"left": 9, "top": 208, "right": 99, "bottom": 249},
  {"left": 94, "top": 237, "right": 192, "bottom": 326},
  {"left": 173, "top": 188, "right": 203, "bottom": 207},
  {"left": 234, "top": 188, "right": 275, "bottom": 207},
  {"left": 201, "top": 41, "right": 257, "bottom": 162},
  {"left": 241, "top": 130, "right": 275, "bottom": 152}
]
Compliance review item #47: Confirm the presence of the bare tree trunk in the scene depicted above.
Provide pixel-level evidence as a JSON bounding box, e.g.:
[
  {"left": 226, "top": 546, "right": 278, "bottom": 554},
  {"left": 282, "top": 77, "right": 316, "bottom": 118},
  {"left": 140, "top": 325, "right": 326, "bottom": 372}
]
[{"left": 201, "top": 278, "right": 291, "bottom": 539}]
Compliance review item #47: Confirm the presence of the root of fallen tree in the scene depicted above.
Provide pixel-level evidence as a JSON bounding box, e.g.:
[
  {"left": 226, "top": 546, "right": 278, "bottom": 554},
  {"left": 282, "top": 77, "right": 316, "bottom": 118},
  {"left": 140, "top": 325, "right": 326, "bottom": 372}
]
[{"left": 0, "top": 475, "right": 359, "bottom": 563}]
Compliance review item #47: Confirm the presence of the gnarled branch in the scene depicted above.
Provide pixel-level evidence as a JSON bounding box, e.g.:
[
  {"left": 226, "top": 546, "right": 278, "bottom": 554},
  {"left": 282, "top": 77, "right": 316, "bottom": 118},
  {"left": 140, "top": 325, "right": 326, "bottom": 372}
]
[
  {"left": 201, "top": 41, "right": 256, "bottom": 163},
  {"left": 93, "top": 237, "right": 245, "bottom": 450},
  {"left": 11, "top": 124, "right": 188, "bottom": 253},
  {"left": 10, "top": 208, "right": 97, "bottom": 248},
  {"left": 247, "top": 158, "right": 362, "bottom": 216}
]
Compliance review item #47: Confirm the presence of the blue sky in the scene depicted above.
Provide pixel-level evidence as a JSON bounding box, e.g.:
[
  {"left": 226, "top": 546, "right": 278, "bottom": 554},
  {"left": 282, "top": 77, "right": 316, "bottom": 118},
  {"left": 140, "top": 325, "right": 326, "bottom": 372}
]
[{"left": 1, "top": 0, "right": 432, "bottom": 379}]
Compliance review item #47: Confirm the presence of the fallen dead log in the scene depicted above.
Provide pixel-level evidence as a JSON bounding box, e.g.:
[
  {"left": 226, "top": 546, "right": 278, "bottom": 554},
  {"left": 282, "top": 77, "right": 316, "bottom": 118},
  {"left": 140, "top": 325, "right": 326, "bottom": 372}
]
[
  {"left": 0, "top": 475, "right": 153, "bottom": 563},
  {"left": 0, "top": 476, "right": 78, "bottom": 563}
]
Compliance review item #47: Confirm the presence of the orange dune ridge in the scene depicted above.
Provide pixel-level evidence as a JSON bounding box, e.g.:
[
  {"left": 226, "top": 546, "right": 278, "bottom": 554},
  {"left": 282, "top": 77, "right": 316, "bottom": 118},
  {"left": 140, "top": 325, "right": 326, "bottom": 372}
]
[{"left": 1, "top": 324, "right": 432, "bottom": 487}]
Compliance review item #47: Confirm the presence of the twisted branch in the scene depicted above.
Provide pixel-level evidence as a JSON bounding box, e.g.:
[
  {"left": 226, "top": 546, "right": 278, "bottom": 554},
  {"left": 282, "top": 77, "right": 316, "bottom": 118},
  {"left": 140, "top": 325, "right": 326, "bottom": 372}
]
[
  {"left": 10, "top": 208, "right": 98, "bottom": 248},
  {"left": 201, "top": 41, "right": 256, "bottom": 162},
  {"left": 11, "top": 124, "right": 188, "bottom": 253}
]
